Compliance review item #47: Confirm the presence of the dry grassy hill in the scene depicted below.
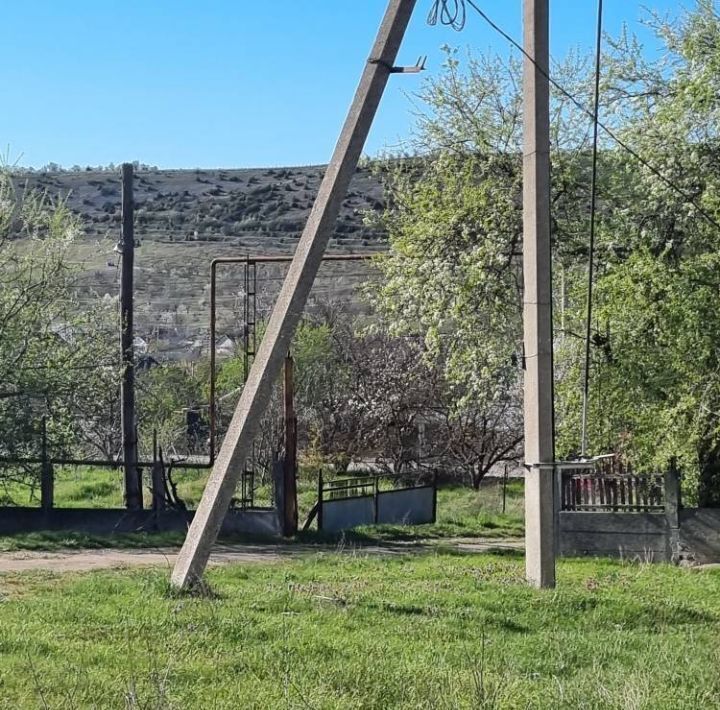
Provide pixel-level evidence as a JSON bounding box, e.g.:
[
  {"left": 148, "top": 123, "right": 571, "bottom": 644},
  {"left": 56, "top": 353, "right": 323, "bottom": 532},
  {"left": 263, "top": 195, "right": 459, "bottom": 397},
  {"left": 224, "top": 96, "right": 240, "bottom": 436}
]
[
  {"left": 19, "top": 164, "right": 386, "bottom": 249},
  {"left": 14, "top": 165, "right": 389, "bottom": 358}
]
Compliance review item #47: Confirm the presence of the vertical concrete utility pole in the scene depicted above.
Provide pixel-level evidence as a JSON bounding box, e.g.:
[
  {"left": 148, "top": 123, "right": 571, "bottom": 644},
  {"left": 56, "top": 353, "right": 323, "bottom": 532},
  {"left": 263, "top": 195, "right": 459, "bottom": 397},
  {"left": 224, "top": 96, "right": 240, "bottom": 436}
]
[
  {"left": 121, "top": 163, "right": 142, "bottom": 510},
  {"left": 171, "top": 0, "right": 418, "bottom": 589},
  {"left": 522, "top": 0, "right": 556, "bottom": 588}
]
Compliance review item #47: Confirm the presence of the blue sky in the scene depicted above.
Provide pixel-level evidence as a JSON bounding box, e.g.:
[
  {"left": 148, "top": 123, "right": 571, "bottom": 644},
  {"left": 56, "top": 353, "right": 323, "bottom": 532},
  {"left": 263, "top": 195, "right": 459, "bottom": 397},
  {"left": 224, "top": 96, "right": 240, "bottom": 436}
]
[{"left": 1, "top": 1, "right": 684, "bottom": 169}]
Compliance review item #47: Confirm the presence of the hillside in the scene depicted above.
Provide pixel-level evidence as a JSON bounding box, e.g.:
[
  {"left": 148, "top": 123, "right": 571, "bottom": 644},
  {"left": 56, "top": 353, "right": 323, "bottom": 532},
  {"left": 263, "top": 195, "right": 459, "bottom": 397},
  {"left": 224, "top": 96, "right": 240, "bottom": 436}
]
[
  {"left": 18, "top": 164, "right": 386, "bottom": 249},
  {"left": 14, "top": 165, "right": 389, "bottom": 358}
]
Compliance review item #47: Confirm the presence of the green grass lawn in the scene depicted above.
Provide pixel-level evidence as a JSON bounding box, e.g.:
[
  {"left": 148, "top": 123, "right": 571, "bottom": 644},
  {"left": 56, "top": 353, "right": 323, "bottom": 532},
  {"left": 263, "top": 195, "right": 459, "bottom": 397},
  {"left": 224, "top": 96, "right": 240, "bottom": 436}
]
[
  {"left": 0, "top": 553, "right": 717, "bottom": 708},
  {"left": 0, "top": 466, "right": 211, "bottom": 510},
  {"left": 0, "top": 530, "right": 189, "bottom": 553}
]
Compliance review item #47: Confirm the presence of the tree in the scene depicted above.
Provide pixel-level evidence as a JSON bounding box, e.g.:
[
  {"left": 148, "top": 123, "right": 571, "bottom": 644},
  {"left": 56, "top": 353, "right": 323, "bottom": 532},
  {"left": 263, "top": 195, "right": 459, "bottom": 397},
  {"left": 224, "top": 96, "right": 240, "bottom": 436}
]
[
  {"left": 0, "top": 170, "right": 118, "bottom": 463},
  {"left": 136, "top": 362, "right": 206, "bottom": 458},
  {"left": 368, "top": 49, "right": 588, "bottom": 483},
  {"left": 555, "top": 2, "right": 720, "bottom": 503},
  {"left": 339, "top": 330, "right": 436, "bottom": 475},
  {"left": 429, "top": 379, "right": 523, "bottom": 489},
  {"left": 373, "top": 5, "right": 720, "bottom": 502}
]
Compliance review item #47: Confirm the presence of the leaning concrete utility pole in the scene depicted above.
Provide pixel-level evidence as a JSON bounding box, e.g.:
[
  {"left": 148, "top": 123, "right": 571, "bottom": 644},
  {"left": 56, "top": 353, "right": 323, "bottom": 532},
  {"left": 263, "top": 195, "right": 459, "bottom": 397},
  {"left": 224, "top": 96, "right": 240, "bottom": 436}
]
[
  {"left": 171, "top": 0, "right": 417, "bottom": 589},
  {"left": 120, "top": 163, "right": 142, "bottom": 510},
  {"left": 522, "top": 0, "right": 556, "bottom": 588}
]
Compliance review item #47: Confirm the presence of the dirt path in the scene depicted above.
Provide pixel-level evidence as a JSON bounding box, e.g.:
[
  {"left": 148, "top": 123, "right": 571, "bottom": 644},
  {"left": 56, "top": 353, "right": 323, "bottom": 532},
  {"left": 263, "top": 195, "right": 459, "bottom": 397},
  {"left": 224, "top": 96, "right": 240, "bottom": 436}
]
[{"left": 0, "top": 539, "right": 523, "bottom": 574}]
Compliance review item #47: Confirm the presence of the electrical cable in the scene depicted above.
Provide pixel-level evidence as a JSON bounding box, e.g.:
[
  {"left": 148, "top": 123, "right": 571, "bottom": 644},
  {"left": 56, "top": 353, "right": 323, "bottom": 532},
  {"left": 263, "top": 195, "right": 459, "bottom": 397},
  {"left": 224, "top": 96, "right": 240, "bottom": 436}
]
[
  {"left": 580, "top": 0, "right": 603, "bottom": 458},
  {"left": 427, "top": 0, "right": 466, "bottom": 31}
]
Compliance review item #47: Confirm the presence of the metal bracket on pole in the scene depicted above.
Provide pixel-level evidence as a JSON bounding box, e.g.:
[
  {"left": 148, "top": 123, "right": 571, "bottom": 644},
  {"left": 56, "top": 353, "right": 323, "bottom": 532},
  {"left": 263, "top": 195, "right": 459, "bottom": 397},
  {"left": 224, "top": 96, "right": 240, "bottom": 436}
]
[
  {"left": 170, "top": 0, "right": 418, "bottom": 590},
  {"left": 369, "top": 55, "right": 426, "bottom": 73}
]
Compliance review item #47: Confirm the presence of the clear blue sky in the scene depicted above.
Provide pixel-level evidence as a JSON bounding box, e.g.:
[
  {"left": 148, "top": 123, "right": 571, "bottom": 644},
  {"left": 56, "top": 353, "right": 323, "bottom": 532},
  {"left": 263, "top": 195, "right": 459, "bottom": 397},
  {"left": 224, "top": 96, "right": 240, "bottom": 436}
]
[{"left": 0, "top": 1, "right": 683, "bottom": 169}]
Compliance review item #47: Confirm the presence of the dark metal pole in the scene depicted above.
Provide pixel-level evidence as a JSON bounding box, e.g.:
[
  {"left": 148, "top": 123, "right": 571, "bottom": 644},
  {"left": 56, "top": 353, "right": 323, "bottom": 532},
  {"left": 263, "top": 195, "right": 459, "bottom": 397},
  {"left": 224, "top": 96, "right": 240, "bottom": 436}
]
[
  {"left": 171, "top": 0, "right": 418, "bottom": 589},
  {"left": 502, "top": 464, "right": 508, "bottom": 514},
  {"left": 151, "top": 428, "right": 165, "bottom": 511},
  {"left": 209, "top": 261, "right": 217, "bottom": 462},
  {"left": 40, "top": 416, "right": 54, "bottom": 512},
  {"left": 121, "top": 163, "right": 142, "bottom": 510},
  {"left": 373, "top": 474, "right": 380, "bottom": 524},
  {"left": 282, "top": 354, "right": 298, "bottom": 536},
  {"left": 317, "top": 470, "right": 324, "bottom": 533}
]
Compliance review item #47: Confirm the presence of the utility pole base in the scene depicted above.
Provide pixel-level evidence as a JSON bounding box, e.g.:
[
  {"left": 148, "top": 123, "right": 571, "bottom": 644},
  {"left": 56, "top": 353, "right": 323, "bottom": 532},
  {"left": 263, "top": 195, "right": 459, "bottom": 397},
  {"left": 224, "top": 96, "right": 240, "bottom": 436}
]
[{"left": 524, "top": 466, "right": 555, "bottom": 588}]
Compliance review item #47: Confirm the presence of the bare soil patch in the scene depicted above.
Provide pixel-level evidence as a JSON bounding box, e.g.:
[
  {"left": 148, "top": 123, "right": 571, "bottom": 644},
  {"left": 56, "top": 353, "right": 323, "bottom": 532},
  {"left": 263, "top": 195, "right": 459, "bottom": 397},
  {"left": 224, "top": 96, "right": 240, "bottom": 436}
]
[{"left": 0, "top": 538, "right": 523, "bottom": 574}]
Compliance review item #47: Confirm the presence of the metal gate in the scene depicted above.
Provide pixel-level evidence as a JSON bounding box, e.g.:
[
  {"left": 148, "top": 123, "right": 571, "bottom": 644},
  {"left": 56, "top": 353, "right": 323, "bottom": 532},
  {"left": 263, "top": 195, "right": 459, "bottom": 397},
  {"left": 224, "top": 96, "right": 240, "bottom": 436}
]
[{"left": 317, "top": 472, "right": 437, "bottom": 533}]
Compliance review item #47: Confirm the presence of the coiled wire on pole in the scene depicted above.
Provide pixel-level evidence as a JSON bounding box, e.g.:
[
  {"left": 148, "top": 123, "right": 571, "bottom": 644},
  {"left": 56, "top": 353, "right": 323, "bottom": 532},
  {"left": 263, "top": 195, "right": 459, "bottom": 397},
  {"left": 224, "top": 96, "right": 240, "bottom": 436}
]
[{"left": 427, "top": 0, "right": 466, "bottom": 31}]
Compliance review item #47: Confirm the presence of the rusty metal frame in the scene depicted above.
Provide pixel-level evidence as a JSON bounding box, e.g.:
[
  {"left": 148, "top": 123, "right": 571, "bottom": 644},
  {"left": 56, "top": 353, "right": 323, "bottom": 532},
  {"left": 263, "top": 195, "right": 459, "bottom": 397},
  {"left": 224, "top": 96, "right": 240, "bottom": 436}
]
[{"left": 208, "top": 252, "right": 375, "bottom": 463}]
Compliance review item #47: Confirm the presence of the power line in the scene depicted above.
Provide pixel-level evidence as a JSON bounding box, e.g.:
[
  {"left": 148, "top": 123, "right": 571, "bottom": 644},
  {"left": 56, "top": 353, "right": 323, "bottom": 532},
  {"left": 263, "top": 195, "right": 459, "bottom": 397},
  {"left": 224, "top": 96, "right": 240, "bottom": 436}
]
[
  {"left": 460, "top": 0, "right": 720, "bottom": 233},
  {"left": 581, "top": 0, "right": 604, "bottom": 458}
]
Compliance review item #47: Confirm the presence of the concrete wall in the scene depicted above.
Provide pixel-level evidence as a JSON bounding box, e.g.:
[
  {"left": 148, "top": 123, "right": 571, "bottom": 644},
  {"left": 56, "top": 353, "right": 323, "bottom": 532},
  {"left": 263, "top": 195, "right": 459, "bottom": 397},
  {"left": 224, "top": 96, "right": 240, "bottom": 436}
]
[
  {"left": 559, "top": 511, "right": 671, "bottom": 562},
  {"left": 560, "top": 506, "right": 720, "bottom": 565},
  {"left": 679, "top": 508, "right": 720, "bottom": 564},
  {"left": 0, "top": 507, "right": 281, "bottom": 537}
]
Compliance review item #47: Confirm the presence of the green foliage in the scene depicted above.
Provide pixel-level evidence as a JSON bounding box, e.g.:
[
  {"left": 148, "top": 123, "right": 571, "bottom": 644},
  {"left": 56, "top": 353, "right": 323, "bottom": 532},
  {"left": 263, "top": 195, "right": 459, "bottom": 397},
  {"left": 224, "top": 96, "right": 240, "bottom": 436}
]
[
  {"left": 137, "top": 362, "right": 206, "bottom": 455},
  {"left": 376, "top": 6, "right": 720, "bottom": 501},
  {"left": 0, "top": 171, "right": 118, "bottom": 462},
  {"left": 555, "top": 2, "right": 720, "bottom": 501},
  {"left": 375, "top": 48, "right": 595, "bottom": 387},
  {"left": 374, "top": 152, "right": 522, "bottom": 407},
  {"left": 559, "top": 248, "right": 720, "bottom": 504}
]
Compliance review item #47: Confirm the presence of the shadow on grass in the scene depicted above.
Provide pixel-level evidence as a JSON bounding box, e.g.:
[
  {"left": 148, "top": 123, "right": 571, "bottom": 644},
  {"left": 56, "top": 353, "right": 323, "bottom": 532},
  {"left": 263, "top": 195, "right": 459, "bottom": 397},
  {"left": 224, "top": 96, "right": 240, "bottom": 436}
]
[
  {"left": 432, "top": 544, "right": 525, "bottom": 559},
  {"left": 0, "top": 531, "right": 184, "bottom": 552},
  {"left": 295, "top": 522, "right": 523, "bottom": 546},
  {"left": 481, "top": 546, "right": 525, "bottom": 558},
  {"left": 161, "top": 577, "right": 226, "bottom": 601},
  {"left": 362, "top": 599, "right": 530, "bottom": 632}
]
